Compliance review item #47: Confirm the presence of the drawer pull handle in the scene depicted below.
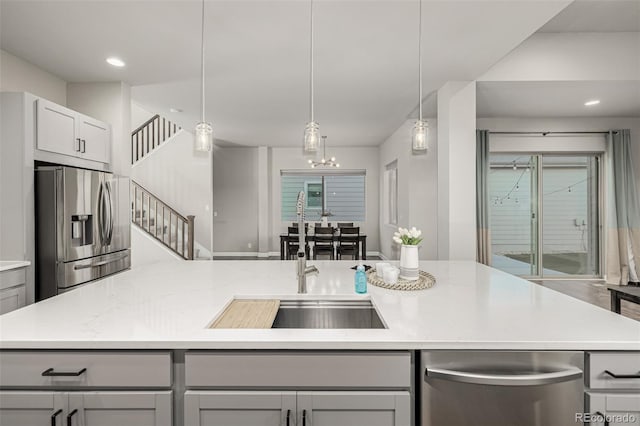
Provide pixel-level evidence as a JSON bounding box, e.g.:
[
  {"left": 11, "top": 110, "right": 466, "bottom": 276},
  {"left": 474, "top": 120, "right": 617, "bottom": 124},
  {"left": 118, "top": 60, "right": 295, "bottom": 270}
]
[
  {"left": 51, "top": 409, "right": 63, "bottom": 426},
  {"left": 42, "top": 367, "right": 87, "bottom": 377},
  {"left": 302, "top": 409, "right": 307, "bottom": 426},
  {"left": 67, "top": 409, "right": 78, "bottom": 426},
  {"left": 604, "top": 370, "right": 640, "bottom": 379},
  {"left": 286, "top": 409, "right": 291, "bottom": 426}
]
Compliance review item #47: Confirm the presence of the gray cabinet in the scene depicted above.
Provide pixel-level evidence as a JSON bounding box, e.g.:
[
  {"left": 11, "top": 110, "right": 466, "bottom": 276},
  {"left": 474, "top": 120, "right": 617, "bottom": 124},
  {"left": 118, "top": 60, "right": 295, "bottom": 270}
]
[
  {"left": 68, "top": 391, "right": 172, "bottom": 426},
  {"left": 586, "top": 393, "right": 640, "bottom": 426},
  {"left": 585, "top": 352, "right": 640, "bottom": 426},
  {"left": 184, "top": 391, "right": 410, "bottom": 426},
  {"left": 0, "top": 267, "right": 27, "bottom": 314},
  {"left": 298, "top": 391, "right": 410, "bottom": 426},
  {"left": 0, "top": 391, "right": 65, "bottom": 426},
  {"left": 184, "top": 391, "right": 296, "bottom": 426},
  {"left": 0, "top": 391, "right": 171, "bottom": 426}
]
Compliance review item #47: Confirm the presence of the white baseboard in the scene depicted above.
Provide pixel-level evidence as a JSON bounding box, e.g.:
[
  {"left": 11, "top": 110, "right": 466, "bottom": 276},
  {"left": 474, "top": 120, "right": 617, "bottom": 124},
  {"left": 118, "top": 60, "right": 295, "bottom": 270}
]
[
  {"left": 211, "top": 251, "right": 259, "bottom": 257},
  {"left": 377, "top": 252, "right": 390, "bottom": 261}
]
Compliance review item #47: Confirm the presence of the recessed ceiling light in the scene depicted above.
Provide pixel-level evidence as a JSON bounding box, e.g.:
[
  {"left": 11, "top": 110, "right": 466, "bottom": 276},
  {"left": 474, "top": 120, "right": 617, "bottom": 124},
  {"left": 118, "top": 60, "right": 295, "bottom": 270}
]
[
  {"left": 106, "top": 57, "right": 125, "bottom": 67},
  {"left": 584, "top": 100, "right": 600, "bottom": 106},
  {"left": 169, "top": 108, "right": 183, "bottom": 113}
]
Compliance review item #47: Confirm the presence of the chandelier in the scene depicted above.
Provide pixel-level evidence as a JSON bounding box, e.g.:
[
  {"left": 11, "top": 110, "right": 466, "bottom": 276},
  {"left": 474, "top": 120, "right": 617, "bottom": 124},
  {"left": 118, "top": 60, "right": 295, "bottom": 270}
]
[{"left": 308, "top": 136, "right": 339, "bottom": 168}]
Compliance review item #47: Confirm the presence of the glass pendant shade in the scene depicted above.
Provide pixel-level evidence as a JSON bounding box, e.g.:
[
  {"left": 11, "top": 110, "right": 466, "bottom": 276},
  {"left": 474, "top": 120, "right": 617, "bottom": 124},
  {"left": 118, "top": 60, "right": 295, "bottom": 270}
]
[
  {"left": 194, "top": 122, "right": 213, "bottom": 152},
  {"left": 411, "top": 120, "right": 428, "bottom": 154},
  {"left": 303, "top": 121, "right": 320, "bottom": 153}
]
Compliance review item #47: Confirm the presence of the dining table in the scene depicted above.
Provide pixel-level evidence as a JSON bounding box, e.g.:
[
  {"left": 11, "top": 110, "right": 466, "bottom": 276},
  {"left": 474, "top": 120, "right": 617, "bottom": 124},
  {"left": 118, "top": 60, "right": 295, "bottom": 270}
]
[{"left": 279, "top": 230, "right": 367, "bottom": 260}]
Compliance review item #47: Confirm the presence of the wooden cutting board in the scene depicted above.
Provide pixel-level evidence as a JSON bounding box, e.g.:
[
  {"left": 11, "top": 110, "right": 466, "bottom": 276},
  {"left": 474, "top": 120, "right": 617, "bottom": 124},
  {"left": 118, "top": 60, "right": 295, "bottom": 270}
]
[{"left": 209, "top": 299, "right": 280, "bottom": 329}]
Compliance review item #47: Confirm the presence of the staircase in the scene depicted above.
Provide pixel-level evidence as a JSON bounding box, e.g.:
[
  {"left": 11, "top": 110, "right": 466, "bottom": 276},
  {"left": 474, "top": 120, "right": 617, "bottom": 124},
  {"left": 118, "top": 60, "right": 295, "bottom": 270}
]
[
  {"left": 131, "top": 180, "right": 195, "bottom": 260},
  {"left": 131, "top": 114, "right": 181, "bottom": 164}
]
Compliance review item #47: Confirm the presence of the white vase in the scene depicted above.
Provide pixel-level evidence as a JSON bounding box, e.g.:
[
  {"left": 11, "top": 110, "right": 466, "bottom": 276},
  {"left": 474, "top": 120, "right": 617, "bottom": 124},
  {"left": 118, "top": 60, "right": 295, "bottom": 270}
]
[{"left": 399, "top": 244, "right": 419, "bottom": 281}]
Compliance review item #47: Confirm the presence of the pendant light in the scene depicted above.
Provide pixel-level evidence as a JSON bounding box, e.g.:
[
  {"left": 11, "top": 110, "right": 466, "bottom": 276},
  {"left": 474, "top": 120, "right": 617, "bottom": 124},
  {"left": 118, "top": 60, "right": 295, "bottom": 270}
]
[
  {"left": 308, "top": 136, "right": 340, "bottom": 168},
  {"left": 411, "top": 0, "right": 428, "bottom": 155},
  {"left": 194, "top": 0, "right": 213, "bottom": 152},
  {"left": 303, "top": 0, "right": 319, "bottom": 154}
]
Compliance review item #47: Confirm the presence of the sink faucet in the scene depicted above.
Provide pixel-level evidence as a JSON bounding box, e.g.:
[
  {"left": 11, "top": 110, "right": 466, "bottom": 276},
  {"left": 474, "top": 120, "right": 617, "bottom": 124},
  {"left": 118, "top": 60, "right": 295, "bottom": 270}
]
[{"left": 296, "top": 191, "right": 318, "bottom": 294}]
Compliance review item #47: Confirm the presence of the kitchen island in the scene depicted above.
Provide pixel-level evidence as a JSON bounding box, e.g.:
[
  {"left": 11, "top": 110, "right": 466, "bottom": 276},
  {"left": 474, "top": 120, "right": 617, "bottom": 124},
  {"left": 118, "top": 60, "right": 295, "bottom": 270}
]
[{"left": 1, "top": 260, "right": 638, "bottom": 426}]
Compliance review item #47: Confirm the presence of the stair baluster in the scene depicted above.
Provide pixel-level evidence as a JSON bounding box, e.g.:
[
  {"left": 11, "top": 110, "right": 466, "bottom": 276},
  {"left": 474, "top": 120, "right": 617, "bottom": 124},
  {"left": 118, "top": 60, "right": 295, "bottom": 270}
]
[
  {"left": 131, "top": 180, "right": 195, "bottom": 260},
  {"left": 131, "top": 114, "right": 181, "bottom": 164}
]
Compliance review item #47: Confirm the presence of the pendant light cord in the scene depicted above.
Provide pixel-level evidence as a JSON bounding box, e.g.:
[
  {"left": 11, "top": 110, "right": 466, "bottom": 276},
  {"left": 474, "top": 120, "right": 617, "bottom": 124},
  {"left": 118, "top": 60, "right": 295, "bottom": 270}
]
[
  {"left": 200, "top": 0, "right": 206, "bottom": 123},
  {"left": 418, "top": 0, "right": 422, "bottom": 121},
  {"left": 309, "top": 0, "right": 314, "bottom": 123}
]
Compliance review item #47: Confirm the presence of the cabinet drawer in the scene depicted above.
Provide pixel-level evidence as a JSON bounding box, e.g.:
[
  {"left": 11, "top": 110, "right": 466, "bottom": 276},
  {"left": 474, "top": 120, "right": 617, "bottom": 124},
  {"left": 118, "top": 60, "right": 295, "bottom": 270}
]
[
  {"left": 587, "top": 352, "right": 640, "bottom": 389},
  {"left": 0, "top": 268, "right": 26, "bottom": 291},
  {"left": 185, "top": 351, "right": 411, "bottom": 388},
  {"left": 0, "top": 351, "right": 171, "bottom": 388}
]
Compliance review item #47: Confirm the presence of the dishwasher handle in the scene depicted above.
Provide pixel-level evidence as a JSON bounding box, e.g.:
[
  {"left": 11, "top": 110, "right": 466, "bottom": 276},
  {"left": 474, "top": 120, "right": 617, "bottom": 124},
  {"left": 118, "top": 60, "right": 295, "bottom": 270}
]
[{"left": 426, "top": 366, "right": 583, "bottom": 386}]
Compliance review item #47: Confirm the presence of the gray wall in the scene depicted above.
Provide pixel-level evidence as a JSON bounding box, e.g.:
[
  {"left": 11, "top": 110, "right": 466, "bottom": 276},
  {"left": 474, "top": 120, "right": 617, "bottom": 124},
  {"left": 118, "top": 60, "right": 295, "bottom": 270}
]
[{"left": 212, "top": 147, "right": 259, "bottom": 253}]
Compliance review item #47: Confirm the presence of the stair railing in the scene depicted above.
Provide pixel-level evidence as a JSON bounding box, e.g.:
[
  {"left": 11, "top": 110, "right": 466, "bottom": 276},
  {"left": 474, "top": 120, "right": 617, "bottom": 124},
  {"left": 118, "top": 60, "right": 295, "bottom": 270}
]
[
  {"left": 131, "top": 114, "right": 181, "bottom": 164},
  {"left": 131, "top": 180, "right": 195, "bottom": 260}
]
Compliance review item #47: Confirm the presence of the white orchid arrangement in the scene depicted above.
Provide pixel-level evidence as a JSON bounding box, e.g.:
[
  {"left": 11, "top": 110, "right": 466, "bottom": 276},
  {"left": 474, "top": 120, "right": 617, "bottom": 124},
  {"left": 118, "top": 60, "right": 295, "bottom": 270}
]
[{"left": 393, "top": 227, "right": 423, "bottom": 246}]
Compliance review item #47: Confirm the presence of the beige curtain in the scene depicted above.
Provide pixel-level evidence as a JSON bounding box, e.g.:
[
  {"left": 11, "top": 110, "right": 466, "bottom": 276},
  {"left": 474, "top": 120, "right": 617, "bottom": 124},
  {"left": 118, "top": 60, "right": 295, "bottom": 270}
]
[
  {"left": 476, "top": 130, "right": 491, "bottom": 265},
  {"left": 606, "top": 130, "right": 640, "bottom": 285}
]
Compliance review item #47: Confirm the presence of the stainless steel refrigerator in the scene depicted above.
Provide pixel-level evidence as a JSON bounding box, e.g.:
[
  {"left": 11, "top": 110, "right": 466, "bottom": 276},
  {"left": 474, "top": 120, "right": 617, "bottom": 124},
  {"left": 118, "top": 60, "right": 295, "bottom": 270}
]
[{"left": 35, "top": 166, "right": 131, "bottom": 301}]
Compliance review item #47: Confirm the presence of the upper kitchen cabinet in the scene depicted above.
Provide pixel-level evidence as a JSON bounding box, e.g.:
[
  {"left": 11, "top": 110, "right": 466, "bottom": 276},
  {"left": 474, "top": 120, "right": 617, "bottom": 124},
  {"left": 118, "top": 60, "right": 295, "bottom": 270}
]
[
  {"left": 36, "top": 97, "right": 111, "bottom": 165},
  {"left": 76, "top": 115, "right": 110, "bottom": 163}
]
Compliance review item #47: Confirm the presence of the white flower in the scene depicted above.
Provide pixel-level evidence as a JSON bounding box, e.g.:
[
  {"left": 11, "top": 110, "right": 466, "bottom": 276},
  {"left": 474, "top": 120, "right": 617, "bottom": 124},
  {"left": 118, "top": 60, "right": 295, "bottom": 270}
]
[
  {"left": 393, "top": 231, "right": 401, "bottom": 238},
  {"left": 393, "top": 236, "right": 403, "bottom": 244}
]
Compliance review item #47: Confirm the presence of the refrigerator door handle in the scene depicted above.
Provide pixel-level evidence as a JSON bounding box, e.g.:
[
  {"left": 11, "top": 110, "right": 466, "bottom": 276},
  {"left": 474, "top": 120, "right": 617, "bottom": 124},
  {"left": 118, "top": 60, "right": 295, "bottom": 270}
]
[
  {"left": 105, "top": 181, "right": 114, "bottom": 245},
  {"left": 97, "top": 182, "right": 106, "bottom": 244},
  {"left": 73, "top": 253, "right": 129, "bottom": 270}
]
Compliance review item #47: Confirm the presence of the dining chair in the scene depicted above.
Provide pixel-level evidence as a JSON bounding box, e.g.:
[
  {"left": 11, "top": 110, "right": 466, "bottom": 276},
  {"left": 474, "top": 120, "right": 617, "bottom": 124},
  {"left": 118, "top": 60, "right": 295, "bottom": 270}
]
[
  {"left": 287, "top": 227, "right": 309, "bottom": 259},
  {"left": 337, "top": 226, "right": 360, "bottom": 260},
  {"left": 337, "top": 222, "right": 354, "bottom": 228},
  {"left": 313, "top": 226, "right": 335, "bottom": 260}
]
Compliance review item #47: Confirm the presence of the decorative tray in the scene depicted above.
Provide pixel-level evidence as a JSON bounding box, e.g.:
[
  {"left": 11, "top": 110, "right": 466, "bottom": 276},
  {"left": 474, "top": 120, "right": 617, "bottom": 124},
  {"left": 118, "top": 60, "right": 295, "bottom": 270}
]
[{"left": 366, "top": 269, "right": 436, "bottom": 291}]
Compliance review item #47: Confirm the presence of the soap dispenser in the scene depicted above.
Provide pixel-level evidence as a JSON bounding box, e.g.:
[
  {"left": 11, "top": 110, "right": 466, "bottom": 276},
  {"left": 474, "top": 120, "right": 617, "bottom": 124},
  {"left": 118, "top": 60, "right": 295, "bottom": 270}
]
[{"left": 355, "top": 264, "right": 367, "bottom": 294}]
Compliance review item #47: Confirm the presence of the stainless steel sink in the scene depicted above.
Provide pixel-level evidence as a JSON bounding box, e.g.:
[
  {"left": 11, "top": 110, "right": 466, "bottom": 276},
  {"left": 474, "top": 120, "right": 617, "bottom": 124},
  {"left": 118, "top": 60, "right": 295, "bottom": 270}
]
[{"left": 271, "top": 299, "right": 386, "bottom": 329}]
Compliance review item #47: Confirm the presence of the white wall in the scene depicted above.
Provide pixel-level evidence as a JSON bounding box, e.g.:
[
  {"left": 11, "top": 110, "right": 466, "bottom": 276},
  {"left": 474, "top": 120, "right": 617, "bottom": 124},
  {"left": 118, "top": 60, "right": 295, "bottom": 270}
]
[
  {"left": 67, "top": 82, "right": 132, "bottom": 177},
  {"left": 131, "top": 225, "right": 182, "bottom": 268},
  {"left": 131, "top": 102, "right": 156, "bottom": 130},
  {"left": 378, "top": 119, "right": 438, "bottom": 261},
  {"left": 212, "top": 147, "right": 259, "bottom": 254},
  {"left": 270, "top": 146, "right": 380, "bottom": 254},
  {"left": 0, "top": 49, "right": 67, "bottom": 105},
  {"left": 480, "top": 33, "right": 640, "bottom": 82},
  {"left": 131, "top": 130, "right": 212, "bottom": 256},
  {"left": 437, "top": 81, "right": 477, "bottom": 261},
  {"left": 477, "top": 117, "right": 640, "bottom": 191}
]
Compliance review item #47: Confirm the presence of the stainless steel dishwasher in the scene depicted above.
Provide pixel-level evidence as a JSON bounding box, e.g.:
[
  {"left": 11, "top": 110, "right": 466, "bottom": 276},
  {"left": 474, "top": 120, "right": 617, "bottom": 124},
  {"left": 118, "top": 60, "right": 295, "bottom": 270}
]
[{"left": 421, "top": 351, "right": 584, "bottom": 426}]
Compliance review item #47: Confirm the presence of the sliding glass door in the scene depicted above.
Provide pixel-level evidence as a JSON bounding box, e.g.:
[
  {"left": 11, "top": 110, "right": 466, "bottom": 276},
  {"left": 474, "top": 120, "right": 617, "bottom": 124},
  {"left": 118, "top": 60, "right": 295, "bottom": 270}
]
[{"left": 489, "top": 154, "right": 600, "bottom": 278}]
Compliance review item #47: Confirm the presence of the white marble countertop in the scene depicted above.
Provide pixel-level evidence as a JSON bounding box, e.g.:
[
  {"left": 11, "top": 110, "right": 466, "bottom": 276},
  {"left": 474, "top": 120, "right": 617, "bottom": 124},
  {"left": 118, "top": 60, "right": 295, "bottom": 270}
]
[
  {"left": 0, "top": 260, "right": 638, "bottom": 350},
  {"left": 0, "top": 260, "right": 31, "bottom": 272}
]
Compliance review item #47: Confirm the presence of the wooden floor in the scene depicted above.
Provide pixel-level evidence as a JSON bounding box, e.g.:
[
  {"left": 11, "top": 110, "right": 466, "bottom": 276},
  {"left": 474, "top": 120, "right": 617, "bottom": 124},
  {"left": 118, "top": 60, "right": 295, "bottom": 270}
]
[{"left": 530, "top": 280, "right": 640, "bottom": 321}]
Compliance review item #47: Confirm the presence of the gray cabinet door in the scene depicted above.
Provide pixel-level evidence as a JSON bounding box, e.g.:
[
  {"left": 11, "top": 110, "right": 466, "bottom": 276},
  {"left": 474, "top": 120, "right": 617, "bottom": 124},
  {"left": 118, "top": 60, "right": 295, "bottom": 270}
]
[
  {"left": 586, "top": 392, "right": 640, "bottom": 426},
  {"left": 0, "top": 284, "right": 26, "bottom": 314},
  {"left": 68, "top": 391, "right": 172, "bottom": 426},
  {"left": 0, "top": 391, "right": 66, "bottom": 426},
  {"left": 184, "top": 391, "right": 297, "bottom": 426},
  {"left": 297, "top": 391, "right": 410, "bottom": 426}
]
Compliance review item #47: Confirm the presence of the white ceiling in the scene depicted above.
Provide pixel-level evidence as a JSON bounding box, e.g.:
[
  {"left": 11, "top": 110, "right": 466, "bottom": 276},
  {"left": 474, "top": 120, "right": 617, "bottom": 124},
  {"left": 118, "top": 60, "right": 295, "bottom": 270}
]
[
  {"left": 0, "top": 0, "right": 571, "bottom": 147},
  {"left": 538, "top": 0, "right": 640, "bottom": 33},
  {"left": 477, "top": 81, "right": 640, "bottom": 118}
]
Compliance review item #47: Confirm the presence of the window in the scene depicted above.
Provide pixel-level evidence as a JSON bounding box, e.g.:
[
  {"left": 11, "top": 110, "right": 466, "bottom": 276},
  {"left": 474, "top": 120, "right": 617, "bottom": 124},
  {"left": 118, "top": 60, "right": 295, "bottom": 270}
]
[
  {"left": 305, "top": 182, "right": 323, "bottom": 210},
  {"left": 281, "top": 170, "right": 366, "bottom": 222},
  {"left": 384, "top": 161, "right": 398, "bottom": 225}
]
